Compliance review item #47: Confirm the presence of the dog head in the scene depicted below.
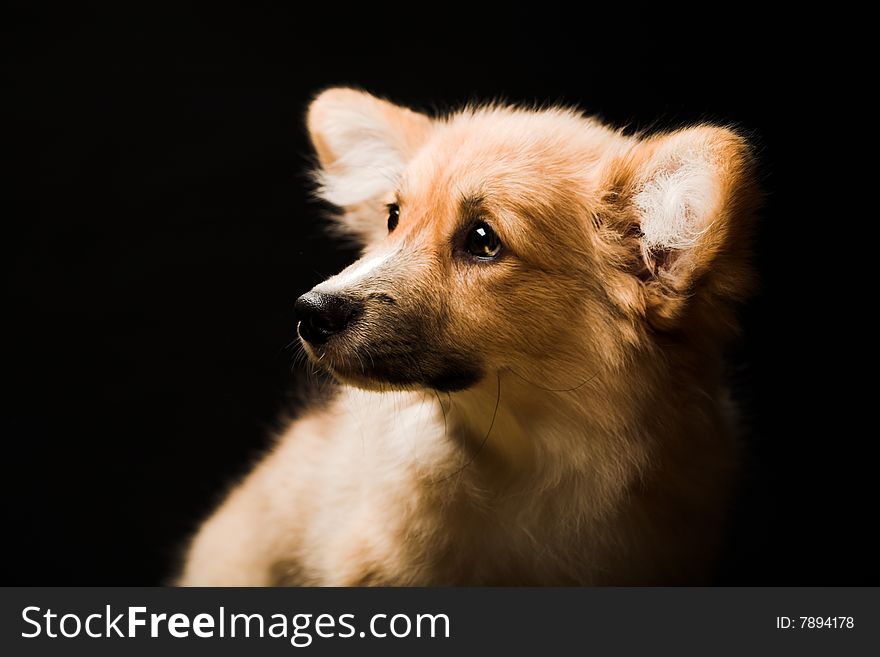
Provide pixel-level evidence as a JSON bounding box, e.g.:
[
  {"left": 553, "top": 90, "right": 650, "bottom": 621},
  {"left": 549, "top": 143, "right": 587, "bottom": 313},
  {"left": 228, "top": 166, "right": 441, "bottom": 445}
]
[{"left": 297, "top": 88, "right": 758, "bottom": 392}]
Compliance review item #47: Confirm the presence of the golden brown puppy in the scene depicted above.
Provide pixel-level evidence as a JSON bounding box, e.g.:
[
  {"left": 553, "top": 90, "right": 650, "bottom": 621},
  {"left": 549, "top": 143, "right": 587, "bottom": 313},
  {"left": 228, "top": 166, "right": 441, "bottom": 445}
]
[{"left": 179, "top": 89, "right": 759, "bottom": 585}]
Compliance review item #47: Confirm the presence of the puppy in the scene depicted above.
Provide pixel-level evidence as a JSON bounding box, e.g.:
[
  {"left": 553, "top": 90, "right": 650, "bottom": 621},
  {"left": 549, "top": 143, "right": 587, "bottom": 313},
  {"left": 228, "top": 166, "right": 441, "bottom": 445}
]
[{"left": 179, "top": 89, "right": 759, "bottom": 585}]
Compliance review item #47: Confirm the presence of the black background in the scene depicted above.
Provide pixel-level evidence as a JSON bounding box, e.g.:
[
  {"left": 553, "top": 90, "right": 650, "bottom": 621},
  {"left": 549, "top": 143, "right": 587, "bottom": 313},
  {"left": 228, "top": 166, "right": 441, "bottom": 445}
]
[{"left": 3, "top": 7, "right": 873, "bottom": 584}]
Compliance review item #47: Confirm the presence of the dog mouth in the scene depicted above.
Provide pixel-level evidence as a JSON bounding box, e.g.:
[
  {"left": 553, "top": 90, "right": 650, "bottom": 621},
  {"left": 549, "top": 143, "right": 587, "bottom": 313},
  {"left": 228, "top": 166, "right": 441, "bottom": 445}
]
[
  {"left": 299, "top": 341, "right": 411, "bottom": 391},
  {"left": 298, "top": 330, "right": 482, "bottom": 393}
]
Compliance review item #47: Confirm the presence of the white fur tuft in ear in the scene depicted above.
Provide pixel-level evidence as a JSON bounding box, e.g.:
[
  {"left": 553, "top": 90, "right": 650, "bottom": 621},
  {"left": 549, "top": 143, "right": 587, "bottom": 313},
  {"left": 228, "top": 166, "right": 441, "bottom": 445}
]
[
  {"left": 314, "top": 107, "right": 407, "bottom": 206},
  {"left": 621, "top": 125, "right": 759, "bottom": 327},
  {"left": 633, "top": 145, "right": 722, "bottom": 253},
  {"left": 307, "top": 89, "right": 432, "bottom": 208}
]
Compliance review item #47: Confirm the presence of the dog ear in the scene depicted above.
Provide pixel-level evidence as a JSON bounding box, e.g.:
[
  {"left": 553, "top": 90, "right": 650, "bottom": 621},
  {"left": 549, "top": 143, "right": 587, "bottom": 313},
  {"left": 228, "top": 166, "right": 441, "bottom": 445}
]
[
  {"left": 611, "top": 126, "right": 760, "bottom": 332},
  {"left": 307, "top": 88, "right": 433, "bottom": 243}
]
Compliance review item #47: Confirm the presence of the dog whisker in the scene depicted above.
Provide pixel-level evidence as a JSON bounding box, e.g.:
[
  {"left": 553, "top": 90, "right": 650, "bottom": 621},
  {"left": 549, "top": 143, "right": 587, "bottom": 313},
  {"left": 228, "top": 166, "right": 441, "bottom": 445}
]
[
  {"left": 505, "top": 366, "right": 599, "bottom": 393},
  {"left": 440, "top": 372, "right": 501, "bottom": 483}
]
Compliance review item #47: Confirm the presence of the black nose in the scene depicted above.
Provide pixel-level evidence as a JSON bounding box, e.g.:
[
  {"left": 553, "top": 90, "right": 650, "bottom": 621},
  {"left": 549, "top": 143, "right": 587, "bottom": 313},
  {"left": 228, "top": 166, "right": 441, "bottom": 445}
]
[{"left": 295, "top": 291, "right": 359, "bottom": 345}]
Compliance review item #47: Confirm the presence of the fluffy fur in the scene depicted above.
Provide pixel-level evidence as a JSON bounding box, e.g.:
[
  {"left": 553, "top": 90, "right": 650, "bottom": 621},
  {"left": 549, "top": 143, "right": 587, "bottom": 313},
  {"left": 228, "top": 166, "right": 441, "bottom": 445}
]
[{"left": 178, "top": 88, "right": 759, "bottom": 585}]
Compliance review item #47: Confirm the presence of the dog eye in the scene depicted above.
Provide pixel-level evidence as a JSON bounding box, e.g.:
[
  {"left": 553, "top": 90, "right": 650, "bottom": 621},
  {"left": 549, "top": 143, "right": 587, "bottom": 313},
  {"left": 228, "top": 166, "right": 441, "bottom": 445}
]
[
  {"left": 387, "top": 203, "right": 400, "bottom": 232},
  {"left": 466, "top": 222, "right": 502, "bottom": 259}
]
